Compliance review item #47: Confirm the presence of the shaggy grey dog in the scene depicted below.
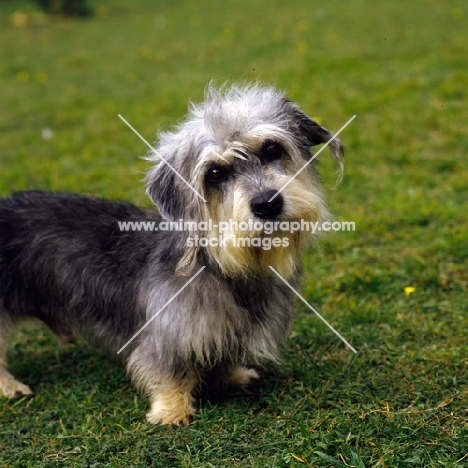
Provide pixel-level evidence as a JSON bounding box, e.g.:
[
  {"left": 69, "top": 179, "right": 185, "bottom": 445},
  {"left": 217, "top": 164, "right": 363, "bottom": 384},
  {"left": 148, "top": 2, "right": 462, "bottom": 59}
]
[{"left": 0, "top": 84, "right": 344, "bottom": 425}]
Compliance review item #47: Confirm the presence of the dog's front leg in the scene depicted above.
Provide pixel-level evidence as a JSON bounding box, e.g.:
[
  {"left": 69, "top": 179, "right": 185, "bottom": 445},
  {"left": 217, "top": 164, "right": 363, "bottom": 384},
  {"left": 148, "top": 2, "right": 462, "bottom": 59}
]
[{"left": 146, "top": 376, "right": 196, "bottom": 426}]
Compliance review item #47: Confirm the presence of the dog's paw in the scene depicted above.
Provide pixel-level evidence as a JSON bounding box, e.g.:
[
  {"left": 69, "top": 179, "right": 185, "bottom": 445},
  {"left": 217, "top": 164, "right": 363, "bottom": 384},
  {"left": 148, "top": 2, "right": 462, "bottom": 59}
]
[
  {"left": 146, "top": 386, "right": 196, "bottom": 426},
  {"left": 224, "top": 367, "right": 260, "bottom": 390},
  {"left": 0, "top": 369, "right": 33, "bottom": 398},
  {"left": 146, "top": 405, "right": 194, "bottom": 426}
]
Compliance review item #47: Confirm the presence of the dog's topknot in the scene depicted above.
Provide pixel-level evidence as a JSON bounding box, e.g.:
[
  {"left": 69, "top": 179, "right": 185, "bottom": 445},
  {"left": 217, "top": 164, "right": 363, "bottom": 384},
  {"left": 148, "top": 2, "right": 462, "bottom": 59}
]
[
  {"left": 200, "top": 84, "right": 288, "bottom": 143},
  {"left": 148, "top": 83, "right": 343, "bottom": 173}
]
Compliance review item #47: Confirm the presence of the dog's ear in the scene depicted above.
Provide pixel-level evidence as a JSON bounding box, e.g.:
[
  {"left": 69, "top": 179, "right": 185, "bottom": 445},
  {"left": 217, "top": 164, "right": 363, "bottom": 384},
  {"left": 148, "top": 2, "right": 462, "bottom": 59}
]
[
  {"left": 286, "top": 100, "right": 345, "bottom": 183},
  {"left": 146, "top": 158, "right": 186, "bottom": 220}
]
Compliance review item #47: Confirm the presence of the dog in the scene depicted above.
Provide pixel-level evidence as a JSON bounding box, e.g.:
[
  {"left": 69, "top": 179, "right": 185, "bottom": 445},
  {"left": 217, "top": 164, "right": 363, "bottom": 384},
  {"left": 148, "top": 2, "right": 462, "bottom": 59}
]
[{"left": 0, "top": 84, "right": 344, "bottom": 425}]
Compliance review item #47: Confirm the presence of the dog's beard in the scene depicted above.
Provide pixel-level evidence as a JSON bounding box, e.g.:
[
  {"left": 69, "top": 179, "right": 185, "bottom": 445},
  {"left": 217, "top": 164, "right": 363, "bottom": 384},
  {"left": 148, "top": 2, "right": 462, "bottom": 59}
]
[{"left": 200, "top": 176, "right": 328, "bottom": 280}]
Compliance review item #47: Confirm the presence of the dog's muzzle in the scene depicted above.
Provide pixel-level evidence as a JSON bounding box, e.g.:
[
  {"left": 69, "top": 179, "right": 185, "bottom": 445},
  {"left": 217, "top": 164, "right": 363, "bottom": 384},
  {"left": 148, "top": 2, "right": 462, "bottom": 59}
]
[{"left": 250, "top": 190, "right": 283, "bottom": 220}]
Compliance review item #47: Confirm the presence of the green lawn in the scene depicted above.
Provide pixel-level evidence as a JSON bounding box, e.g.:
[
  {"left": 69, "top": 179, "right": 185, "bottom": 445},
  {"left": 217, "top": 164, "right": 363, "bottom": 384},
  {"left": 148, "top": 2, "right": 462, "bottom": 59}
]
[{"left": 1, "top": 0, "right": 467, "bottom": 466}]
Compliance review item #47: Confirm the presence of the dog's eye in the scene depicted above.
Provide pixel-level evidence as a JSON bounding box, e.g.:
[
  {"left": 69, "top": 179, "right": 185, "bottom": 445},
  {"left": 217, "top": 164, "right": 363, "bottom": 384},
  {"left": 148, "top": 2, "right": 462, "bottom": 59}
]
[
  {"left": 206, "top": 167, "right": 224, "bottom": 183},
  {"left": 262, "top": 142, "right": 283, "bottom": 161}
]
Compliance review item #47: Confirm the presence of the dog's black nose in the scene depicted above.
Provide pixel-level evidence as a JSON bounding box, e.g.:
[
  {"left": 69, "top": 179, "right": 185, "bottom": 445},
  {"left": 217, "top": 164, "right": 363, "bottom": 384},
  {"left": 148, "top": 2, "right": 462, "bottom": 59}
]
[{"left": 250, "top": 190, "right": 283, "bottom": 219}]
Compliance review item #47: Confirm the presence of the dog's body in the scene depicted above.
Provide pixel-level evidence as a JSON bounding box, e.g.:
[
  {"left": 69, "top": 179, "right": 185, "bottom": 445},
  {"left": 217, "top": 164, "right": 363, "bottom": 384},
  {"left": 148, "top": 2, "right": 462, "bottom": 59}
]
[{"left": 0, "top": 85, "right": 344, "bottom": 425}]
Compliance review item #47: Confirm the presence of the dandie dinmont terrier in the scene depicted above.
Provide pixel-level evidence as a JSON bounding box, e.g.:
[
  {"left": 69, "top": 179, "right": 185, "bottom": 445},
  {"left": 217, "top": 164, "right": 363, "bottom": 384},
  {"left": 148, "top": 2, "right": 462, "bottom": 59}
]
[{"left": 0, "top": 84, "right": 344, "bottom": 425}]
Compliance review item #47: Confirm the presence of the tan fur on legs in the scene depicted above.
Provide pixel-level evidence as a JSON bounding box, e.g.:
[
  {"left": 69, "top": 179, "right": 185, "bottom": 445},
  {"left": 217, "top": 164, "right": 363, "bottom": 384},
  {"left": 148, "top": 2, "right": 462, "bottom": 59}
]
[
  {"left": 0, "top": 365, "right": 33, "bottom": 398},
  {"left": 0, "top": 337, "right": 32, "bottom": 397},
  {"left": 217, "top": 366, "right": 260, "bottom": 390},
  {"left": 146, "top": 378, "right": 196, "bottom": 426},
  {"left": 224, "top": 367, "right": 260, "bottom": 389},
  {"left": 0, "top": 318, "right": 33, "bottom": 398}
]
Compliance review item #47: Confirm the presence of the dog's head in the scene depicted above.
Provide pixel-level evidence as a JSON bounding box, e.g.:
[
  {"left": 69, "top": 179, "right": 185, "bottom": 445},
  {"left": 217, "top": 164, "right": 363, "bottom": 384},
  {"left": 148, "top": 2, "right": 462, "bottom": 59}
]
[{"left": 147, "top": 84, "right": 344, "bottom": 279}]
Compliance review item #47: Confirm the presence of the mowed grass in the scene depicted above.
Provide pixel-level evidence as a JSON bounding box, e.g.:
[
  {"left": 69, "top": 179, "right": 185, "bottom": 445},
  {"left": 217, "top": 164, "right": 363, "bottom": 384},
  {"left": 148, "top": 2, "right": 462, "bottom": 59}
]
[{"left": 0, "top": 0, "right": 467, "bottom": 466}]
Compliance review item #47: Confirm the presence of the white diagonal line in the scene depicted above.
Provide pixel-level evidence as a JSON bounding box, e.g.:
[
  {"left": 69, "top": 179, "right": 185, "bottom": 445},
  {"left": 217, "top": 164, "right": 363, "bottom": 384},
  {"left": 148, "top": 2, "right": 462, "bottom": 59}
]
[
  {"left": 269, "top": 114, "right": 356, "bottom": 202},
  {"left": 118, "top": 114, "right": 207, "bottom": 203},
  {"left": 269, "top": 266, "right": 357, "bottom": 353},
  {"left": 117, "top": 266, "right": 206, "bottom": 354}
]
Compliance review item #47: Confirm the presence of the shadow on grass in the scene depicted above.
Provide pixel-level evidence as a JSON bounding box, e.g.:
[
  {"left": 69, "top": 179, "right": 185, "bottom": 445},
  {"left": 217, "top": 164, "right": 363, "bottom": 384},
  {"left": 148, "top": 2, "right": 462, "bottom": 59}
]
[{"left": 7, "top": 325, "right": 130, "bottom": 399}]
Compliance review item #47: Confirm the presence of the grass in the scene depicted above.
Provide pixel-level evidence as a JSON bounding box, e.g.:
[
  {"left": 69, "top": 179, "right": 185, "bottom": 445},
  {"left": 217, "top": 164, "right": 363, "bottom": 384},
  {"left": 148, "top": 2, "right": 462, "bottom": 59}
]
[{"left": 0, "top": 0, "right": 467, "bottom": 466}]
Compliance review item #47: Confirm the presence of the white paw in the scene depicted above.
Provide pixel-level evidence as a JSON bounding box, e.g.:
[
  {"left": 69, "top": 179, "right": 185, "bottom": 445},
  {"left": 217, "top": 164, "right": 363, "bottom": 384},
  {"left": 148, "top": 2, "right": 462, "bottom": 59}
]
[
  {"left": 0, "top": 369, "right": 33, "bottom": 398},
  {"left": 225, "top": 367, "right": 260, "bottom": 389}
]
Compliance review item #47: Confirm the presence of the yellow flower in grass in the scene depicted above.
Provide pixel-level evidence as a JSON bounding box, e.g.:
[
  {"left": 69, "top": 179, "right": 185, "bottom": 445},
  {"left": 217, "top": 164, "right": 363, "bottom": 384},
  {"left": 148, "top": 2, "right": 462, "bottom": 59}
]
[
  {"left": 404, "top": 286, "right": 416, "bottom": 296},
  {"left": 296, "top": 41, "right": 309, "bottom": 54},
  {"left": 11, "top": 11, "right": 29, "bottom": 28},
  {"left": 36, "top": 72, "right": 48, "bottom": 84},
  {"left": 16, "top": 70, "right": 29, "bottom": 82}
]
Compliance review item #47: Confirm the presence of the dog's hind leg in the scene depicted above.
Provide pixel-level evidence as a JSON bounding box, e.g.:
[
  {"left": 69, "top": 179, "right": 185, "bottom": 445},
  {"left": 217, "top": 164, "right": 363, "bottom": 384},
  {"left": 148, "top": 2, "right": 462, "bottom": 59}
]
[
  {"left": 0, "top": 314, "right": 33, "bottom": 398},
  {"left": 209, "top": 365, "right": 260, "bottom": 390},
  {"left": 222, "top": 366, "right": 260, "bottom": 390}
]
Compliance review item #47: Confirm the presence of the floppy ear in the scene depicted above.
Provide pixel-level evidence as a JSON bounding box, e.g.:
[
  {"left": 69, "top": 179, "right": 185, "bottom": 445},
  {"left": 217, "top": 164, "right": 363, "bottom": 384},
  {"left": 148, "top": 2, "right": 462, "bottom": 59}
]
[
  {"left": 285, "top": 101, "right": 345, "bottom": 182},
  {"left": 146, "top": 157, "right": 186, "bottom": 220}
]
